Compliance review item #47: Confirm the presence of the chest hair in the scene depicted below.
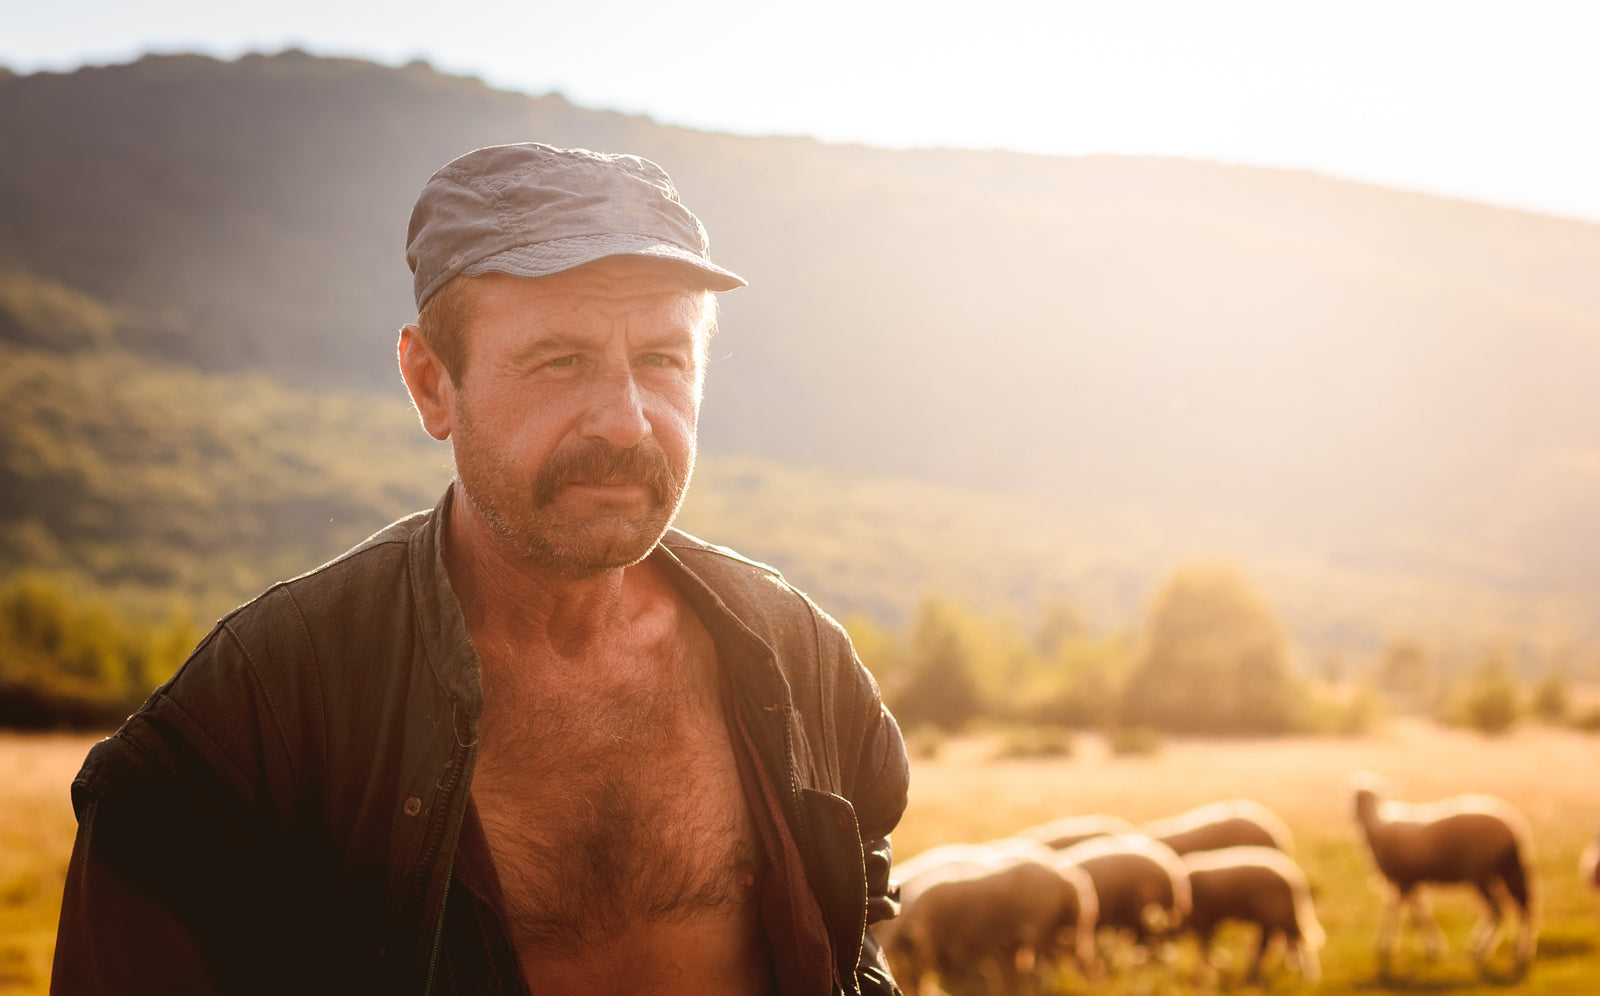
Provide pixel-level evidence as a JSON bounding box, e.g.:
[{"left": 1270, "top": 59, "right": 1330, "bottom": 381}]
[{"left": 469, "top": 637, "right": 761, "bottom": 958}]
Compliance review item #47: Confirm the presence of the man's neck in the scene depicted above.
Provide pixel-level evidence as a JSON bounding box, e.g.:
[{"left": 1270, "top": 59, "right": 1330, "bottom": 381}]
[{"left": 442, "top": 489, "right": 654, "bottom": 663}]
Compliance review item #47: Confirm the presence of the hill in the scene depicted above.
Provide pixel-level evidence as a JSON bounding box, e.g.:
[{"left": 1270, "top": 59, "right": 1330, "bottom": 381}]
[{"left": 1, "top": 50, "right": 1598, "bottom": 652}]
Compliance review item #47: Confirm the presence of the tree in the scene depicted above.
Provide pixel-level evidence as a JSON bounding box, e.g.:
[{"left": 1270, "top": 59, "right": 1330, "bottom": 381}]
[
  {"left": 1459, "top": 649, "right": 1520, "bottom": 736},
  {"left": 1531, "top": 669, "right": 1569, "bottom": 724},
  {"left": 1377, "top": 637, "right": 1435, "bottom": 713},
  {"left": 888, "top": 597, "right": 984, "bottom": 732},
  {"left": 1121, "top": 563, "right": 1299, "bottom": 734}
]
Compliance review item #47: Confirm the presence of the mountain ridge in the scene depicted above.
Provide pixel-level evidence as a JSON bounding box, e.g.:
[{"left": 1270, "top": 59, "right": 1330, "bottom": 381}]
[{"left": 2, "top": 50, "right": 1596, "bottom": 620}]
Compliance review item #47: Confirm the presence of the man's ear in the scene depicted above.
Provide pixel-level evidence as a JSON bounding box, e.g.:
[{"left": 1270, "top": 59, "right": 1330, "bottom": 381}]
[{"left": 398, "top": 324, "right": 455, "bottom": 441}]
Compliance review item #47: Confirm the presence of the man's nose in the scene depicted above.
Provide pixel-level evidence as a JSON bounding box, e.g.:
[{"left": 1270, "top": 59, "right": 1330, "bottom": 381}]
[{"left": 580, "top": 363, "right": 651, "bottom": 448}]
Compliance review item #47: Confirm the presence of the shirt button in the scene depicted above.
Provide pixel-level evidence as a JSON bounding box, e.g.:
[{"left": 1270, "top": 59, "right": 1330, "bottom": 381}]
[{"left": 404, "top": 796, "right": 423, "bottom": 816}]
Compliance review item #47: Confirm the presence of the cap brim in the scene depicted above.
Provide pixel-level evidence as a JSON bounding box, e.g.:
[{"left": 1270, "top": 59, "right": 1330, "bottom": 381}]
[{"left": 460, "top": 233, "right": 746, "bottom": 291}]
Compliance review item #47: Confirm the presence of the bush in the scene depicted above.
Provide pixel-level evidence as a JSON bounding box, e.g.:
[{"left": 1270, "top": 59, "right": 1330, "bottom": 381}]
[
  {"left": 887, "top": 598, "right": 986, "bottom": 732},
  {"left": 1532, "top": 670, "right": 1570, "bottom": 723},
  {"left": 1107, "top": 725, "right": 1162, "bottom": 757},
  {"left": 1301, "top": 682, "right": 1387, "bottom": 737},
  {"left": 0, "top": 572, "right": 198, "bottom": 728},
  {"left": 992, "top": 725, "right": 1075, "bottom": 760},
  {"left": 1023, "top": 635, "right": 1131, "bottom": 730},
  {"left": 1441, "top": 652, "right": 1521, "bottom": 736},
  {"left": 903, "top": 725, "right": 946, "bottom": 760},
  {"left": 1121, "top": 563, "right": 1300, "bottom": 735}
]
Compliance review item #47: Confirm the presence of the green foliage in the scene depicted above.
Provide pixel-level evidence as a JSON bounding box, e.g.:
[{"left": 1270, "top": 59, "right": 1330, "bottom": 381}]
[
  {"left": 843, "top": 612, "right": 902, "bottom": 689},
  {"left": 1121, "top": 563, "right": 1302, "bottom": 735},
  {"left": 1377, "top": 637, "right": 1436, "bottom": 713},
  {"left": 887, "top": 597, "right": 986, "bottom": 732},
  {"left": 991, "top": 725, "right": 1075, "bottom": 760},
  {"left": 1023, "top": 635, "right": 1131, "bottom": 729},
  {"left": 902, "top": 725, "right": 946, "bottom": 760},
  {"left": 1335, "top": 683, "right": 1387, "bottom": 736},
  {"left": 1532, "top": 670, "right": 1570, "bottom": 723},
  {"left": 0, "top": 343, "right": 451, "bottom": 614},
  {"left": 1438, "top": 649, "right": 1522, "bottom": 736},
  {"left": 1299, "top": 681, "right": 1388, "bottom": 737},
  {"left": 0, "top": 572, "right": 199, "bottom": 727},
  {"left": 1106, "top": 724, "right": 1163, "bottom": 757}
]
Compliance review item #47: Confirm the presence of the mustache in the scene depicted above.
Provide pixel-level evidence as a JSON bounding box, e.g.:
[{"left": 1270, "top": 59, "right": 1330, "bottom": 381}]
[{"left": 530, "top": 440, "right": 680, "bottom": 507}]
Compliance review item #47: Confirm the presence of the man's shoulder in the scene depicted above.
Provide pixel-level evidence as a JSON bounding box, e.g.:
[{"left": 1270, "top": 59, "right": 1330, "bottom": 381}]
[
  {"left": 660, "top": 528, "right": 786, "bottom": 580},
  {"left": 659, "top": 528, "right": 848, "bottom": 645},
  {"left": 659, "top": 528, "right": 802, "bottom": 608},
  {"left": 217, "top": 509, "right": 431, "bottom": 635}
]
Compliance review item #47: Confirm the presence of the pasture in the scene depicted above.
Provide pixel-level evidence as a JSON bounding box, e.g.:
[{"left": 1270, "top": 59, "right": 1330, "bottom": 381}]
[
  {"left": 895, "top": 718, "right": 1600, "bottom": 994},
  {"left": 1, "top": 722, "right": 1597, "bottom": 994}
]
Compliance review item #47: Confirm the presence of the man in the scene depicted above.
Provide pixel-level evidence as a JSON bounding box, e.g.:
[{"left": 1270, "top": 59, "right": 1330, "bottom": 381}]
[{"left": 53, "top": 143, "right": 909, "bottom": 995}]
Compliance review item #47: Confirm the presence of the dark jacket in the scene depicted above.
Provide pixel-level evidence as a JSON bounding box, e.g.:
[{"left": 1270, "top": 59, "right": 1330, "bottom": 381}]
[{"left": 52, "top": 491, "right": 909, "bottom": 995}]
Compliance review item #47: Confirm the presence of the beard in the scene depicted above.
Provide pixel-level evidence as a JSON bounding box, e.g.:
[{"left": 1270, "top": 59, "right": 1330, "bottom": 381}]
[{"left": 451, "top": 408, "right": 693, "bottom": 579}]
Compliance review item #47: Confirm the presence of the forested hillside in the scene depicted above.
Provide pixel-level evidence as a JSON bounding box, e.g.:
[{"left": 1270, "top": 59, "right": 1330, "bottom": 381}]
[{"left": 2, "top": 51, "right": 1598, "bottom": 688}]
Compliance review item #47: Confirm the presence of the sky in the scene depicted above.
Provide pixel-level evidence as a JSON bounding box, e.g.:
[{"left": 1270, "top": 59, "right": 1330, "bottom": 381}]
[{"left": 5, "top": 0, "right": 1600, "bottom": 222}]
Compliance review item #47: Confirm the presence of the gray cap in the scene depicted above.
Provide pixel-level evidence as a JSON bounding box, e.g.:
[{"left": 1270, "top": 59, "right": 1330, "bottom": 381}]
[{"left": 406, "top": 143, "right": 746, "bottom": 310}]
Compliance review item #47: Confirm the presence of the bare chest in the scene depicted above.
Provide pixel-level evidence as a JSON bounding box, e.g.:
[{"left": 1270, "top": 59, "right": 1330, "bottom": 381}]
[{"left": 470, "top": 654, "right": 767, "bottom": 990}]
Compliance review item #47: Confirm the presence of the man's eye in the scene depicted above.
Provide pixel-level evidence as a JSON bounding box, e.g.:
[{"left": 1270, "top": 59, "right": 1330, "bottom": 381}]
[
  {"left": 549, "top": 355, "right": 578, "bottom": 368},
  {"left": 640, "top": 353, "right": 675, "bottom": 368}
]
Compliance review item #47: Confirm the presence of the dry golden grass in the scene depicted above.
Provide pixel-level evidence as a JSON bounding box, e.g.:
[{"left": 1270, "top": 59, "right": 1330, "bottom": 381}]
[
  {"left": 4, "top": 723, "right": 1600, "bottom": 994},
  {"left": 0, "top": 733, "right": 96, "bottom": 995},
  {"left": 901, "top": 719, "right": 1600, "bottom": 994}
]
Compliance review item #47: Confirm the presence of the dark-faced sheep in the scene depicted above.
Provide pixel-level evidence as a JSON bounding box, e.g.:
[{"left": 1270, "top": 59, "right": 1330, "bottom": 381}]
[
  {"left": 1140, "top": 798, "right": 1295, "bottom": 856},
  {"left": 1050, "top": 833, "right": 1191, "bottom": 950},
  {"left": 1583, "top": 824, "right": 1600, "bottom": 890},
  {"left": 1019, "top": 813, "right": 1137, "bottom": 850},
  {"left": 1181, "top": 845, "right": 1325, "bottom": 985},
  {"left": 1352, "top": 774, "right": 1537, "bottom": 977},
  {"left": 877, "top": 855, "right": 1097, "bottom": 996}
]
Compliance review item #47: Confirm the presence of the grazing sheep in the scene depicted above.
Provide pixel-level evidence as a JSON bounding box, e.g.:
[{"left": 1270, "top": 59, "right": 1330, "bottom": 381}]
[
  {"left": 1352, "top": 774, "right": 1538, "bottom": 977},
  {"left": 1020, "top": 813, "right": 1137, "bottom": 850},
  {"left": 1140, "top": 798, "right": 1295, "bottom": 856},
  {"left": 1050, "top": 834, "right": 1191, "bottom": 949},
  {"left": 891, "top": 837, "right": 1056, "bottom": 889},
  {"left": 878, "top": 856, "right": 1097, "bottom": 995},
  {"left": 1582, "top": 824, "right": 1600, "bottom": 890},
  {"left": 1181, "top": 845, "right": 1325, "bottom": 985}
]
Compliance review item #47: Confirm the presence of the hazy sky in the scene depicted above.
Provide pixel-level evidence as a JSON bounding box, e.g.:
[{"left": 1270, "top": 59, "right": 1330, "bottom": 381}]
[{"left": 6, "top": 0, "right": 1599, "bottom": 222}]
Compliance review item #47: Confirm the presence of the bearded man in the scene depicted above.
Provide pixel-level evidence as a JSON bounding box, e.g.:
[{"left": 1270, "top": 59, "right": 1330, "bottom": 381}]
[{"left": 52, "top": 144, "right": 909, "bottom": 996}]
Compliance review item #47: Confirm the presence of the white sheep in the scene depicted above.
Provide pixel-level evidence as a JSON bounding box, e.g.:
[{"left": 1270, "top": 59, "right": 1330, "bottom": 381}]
[
  {"left": 876, "top": 854, "right": 1097, "bottom": 995},
  {"left": 1139, "top": 798, "right": 1295, "bottom": 856},
  {"left": 1018, "top": 813, "right": 1137, "bottom": 850},
  {"left": 1181, "top": 845, "right": 1325, "bottom": 985},
  {"left": 890, "top": 837, "right": 1055, "bottom": 890},
  {"left": 1049, "top": 832, "right": 1191, "bottom": 962},
  {"left": 1352, "top": 773, "right": 1537, "bottom": 978}
]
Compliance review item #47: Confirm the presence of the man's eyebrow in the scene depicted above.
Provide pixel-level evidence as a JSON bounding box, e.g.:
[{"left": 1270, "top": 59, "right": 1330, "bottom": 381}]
[
  {"left": 636, "top": 324, "right": 700, "bottom": 350},
  {"left": 508, "top": 330, "right": 591, "bottom": 361}
]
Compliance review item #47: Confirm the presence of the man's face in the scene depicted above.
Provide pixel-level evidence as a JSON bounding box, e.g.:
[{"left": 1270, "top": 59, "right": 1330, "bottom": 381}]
[{"left": 444, "top": 259, "right": 714, "bottom": 578}]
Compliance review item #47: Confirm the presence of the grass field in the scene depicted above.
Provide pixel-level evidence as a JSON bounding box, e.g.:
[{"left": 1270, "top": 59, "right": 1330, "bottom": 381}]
[
  {"left": 2, "top": 721, "right": 1598, "bottom": 994},
  {"left": 898, "top": 719, "right": 1600, "bottom": 994}
]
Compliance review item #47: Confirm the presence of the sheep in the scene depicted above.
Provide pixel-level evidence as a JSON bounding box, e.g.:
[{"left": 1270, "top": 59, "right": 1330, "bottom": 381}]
[
  {"left": 1583, "top": 824, "right": 1600, "bottom": 890},
  {"left": 1049, "top": 833, "right": 1191, "bottom": 962},
  {"left": 890, "top": 837, "right": 1056, "bottom": 889},
  {"left": 876, "top": 855, "right": 1098, "bottom": 995},
  {"left": 1019, "top": 813, "right": 1137, "bottom": 850},
  {"left": 1351, "top": 773, "right": 1538, "bottom": 977},
  {"left": 1139, "top": 798, "right": 1295, "bottom": 856},
  {"left": 1180, "top": 845, "right": 1325, "bottom": 985}
]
